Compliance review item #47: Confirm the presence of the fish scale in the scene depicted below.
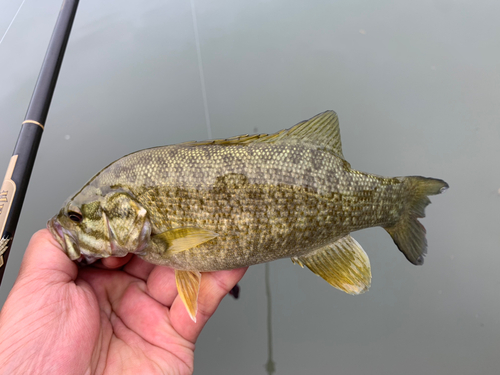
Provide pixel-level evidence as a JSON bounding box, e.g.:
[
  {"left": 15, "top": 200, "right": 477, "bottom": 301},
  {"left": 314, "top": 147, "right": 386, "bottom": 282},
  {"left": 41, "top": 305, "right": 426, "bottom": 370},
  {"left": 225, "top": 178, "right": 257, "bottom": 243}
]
[
  {"left": 48, "top": 110, "right": 448, "bottom": 321},
  {"left": 101, "top": 144, "right": 392, "bottom": 270}
]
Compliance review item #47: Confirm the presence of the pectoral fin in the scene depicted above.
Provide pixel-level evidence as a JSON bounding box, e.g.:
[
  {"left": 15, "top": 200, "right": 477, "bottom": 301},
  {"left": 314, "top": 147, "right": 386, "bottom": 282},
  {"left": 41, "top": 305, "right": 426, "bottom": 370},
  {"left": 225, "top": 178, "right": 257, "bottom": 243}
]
[
  {"left": 292, "top": 235, "right": 371, "bottom": 295},
  {"left": 175, "top": 270, "right": 202, "bottom": 322},
  {"left": 154, "top": 227, "right": 218, "bottom": 255}
]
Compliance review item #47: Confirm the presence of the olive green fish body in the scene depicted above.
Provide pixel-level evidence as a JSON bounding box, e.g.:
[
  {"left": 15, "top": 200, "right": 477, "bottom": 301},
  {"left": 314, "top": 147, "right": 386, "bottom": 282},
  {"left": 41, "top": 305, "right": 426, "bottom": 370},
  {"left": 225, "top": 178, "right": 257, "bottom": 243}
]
[
  {"left": 74, "top": 141, "right": 404, "bottom": 271},
  {"left": 48, "top": 111, "right": 448, "bottom": 321}
]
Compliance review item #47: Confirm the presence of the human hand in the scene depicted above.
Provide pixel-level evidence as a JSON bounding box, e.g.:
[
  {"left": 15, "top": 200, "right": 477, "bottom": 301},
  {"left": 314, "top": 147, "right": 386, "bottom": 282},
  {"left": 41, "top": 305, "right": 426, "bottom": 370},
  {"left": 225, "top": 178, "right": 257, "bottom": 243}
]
[{"left": 0, "top": 229, "right": 247, "bottom": 374}]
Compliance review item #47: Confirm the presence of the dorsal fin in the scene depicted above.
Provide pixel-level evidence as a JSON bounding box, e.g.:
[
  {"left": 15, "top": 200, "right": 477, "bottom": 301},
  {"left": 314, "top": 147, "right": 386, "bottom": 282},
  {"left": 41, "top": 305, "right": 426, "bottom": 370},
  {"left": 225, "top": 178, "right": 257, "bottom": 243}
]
[
  {"left": 257, "top": 110, "right": 344, "bottom": 158},
  {"left": 180, "top": 133, "right": 269, "bottom": 147},
  {"left": 182, "top": 110, "right": 345, "bottom": 158}
]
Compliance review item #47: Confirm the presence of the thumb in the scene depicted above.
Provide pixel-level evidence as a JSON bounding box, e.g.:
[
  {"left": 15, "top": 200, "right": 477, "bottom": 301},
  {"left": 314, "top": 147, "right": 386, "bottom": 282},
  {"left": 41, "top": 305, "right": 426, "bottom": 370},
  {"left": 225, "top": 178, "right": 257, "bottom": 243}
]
[{"left": 17, "top": 229, "right": 78, "bottom": 284}]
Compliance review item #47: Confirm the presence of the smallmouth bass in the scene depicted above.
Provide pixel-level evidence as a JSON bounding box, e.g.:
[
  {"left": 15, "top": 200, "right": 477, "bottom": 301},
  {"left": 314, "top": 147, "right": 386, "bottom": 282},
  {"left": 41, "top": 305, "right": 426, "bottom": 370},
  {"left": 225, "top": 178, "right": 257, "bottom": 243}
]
[{"left": 48, "top": 111, "right": 448, "bottom": 321}]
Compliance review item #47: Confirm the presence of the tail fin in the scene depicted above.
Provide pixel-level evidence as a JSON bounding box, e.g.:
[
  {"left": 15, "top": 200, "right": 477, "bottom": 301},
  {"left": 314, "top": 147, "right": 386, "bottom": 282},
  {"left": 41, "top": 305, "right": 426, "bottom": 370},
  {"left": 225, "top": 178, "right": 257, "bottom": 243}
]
[{"left": 384, "top": 176, "right": 448, "bottom": 265}]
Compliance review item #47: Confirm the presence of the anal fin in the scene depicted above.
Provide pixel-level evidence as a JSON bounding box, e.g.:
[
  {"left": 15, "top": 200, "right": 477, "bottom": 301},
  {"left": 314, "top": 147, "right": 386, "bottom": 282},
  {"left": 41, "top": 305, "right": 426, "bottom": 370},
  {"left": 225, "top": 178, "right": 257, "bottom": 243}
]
[
  {"left": 175, "top": 270, "right": 202, "bottom": 322},
  {"left": 292, "top": 235, "right": 371, "bottom": 295}
]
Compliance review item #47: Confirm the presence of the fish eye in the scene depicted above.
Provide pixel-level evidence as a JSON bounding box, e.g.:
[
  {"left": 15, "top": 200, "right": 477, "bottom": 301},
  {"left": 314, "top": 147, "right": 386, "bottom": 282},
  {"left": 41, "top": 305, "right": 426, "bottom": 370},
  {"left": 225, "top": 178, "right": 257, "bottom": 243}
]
[{"left": 68, "top": 211, "right": 83, "bottom": 223}]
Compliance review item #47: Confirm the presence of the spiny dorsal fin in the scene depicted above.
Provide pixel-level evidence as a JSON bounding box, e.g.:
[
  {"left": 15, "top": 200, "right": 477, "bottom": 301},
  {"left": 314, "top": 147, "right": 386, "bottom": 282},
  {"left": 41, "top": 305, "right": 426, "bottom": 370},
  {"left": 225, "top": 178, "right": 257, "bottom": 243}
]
[
  {"left": 175, "top": 270, "right": 201, "bottom": 322},
  {"left": 154, "top": 227, "right": 218, "bottom": 256},
  {"left": 180, "top": 133, "right": 269, "bottom": 147},
  {"left": 182, "top": 110, "right": 345, "bottom": 158},
  {"left": 292, "top": 235, "right": 371, "bottom": 295}
]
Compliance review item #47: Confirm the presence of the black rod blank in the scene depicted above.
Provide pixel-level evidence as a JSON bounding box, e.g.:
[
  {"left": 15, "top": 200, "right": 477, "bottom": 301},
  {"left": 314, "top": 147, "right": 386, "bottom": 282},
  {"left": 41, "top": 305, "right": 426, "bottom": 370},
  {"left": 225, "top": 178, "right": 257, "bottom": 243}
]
[{"left": 0, "top": 0, "right": 80, "bottom": 286}]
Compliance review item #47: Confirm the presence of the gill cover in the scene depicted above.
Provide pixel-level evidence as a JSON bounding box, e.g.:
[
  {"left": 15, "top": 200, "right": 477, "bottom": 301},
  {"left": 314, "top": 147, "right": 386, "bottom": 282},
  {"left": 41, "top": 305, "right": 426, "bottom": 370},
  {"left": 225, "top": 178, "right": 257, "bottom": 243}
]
[
  {"left": 100, "top": 191, "right": 151, "bottom": 256},
  {"left": 50, "top": 190, "right": 152, "bottom": 261}
]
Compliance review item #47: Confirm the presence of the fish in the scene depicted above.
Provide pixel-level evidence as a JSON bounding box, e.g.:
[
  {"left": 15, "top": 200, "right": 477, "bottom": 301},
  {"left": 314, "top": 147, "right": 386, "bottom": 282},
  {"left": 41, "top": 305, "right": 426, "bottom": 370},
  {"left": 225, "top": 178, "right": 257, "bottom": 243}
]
[{"left": 47, "top": 110, "right": 448, "bottom": 322}]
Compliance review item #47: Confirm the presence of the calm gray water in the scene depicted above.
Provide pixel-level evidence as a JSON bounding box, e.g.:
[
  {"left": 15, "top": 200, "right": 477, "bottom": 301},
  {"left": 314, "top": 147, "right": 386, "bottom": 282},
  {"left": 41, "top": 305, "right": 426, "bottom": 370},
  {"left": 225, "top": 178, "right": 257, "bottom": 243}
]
[{"left": 1, "top": 1, "right": 499, "bottom": 374}]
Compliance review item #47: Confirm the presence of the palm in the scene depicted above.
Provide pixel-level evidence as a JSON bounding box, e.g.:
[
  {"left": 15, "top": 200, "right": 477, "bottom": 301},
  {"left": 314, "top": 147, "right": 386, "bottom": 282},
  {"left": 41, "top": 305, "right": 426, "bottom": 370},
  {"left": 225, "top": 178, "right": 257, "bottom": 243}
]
[{"left": 0, "top": 230, "right": 246, "bottom": 375}]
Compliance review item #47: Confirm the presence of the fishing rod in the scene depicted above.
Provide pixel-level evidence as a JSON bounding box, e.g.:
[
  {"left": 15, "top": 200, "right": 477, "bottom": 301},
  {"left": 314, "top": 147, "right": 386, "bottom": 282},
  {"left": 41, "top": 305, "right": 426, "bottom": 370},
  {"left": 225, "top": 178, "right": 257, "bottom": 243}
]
[{"left": 0, "top": 0, "right": 80, "bottom": 286}]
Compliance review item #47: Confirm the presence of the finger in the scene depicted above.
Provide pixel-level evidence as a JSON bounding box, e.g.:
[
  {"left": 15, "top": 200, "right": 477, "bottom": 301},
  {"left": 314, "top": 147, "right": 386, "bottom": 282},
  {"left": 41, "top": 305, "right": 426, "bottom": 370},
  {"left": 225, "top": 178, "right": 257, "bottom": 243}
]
[
  {"left": 105, "top": 279, "right": 195, "bottom": 365},
  {"left": 78, "top": 266, "right": 195, "bottom": 362},
  {"left": 123, "top": 255, "right": 156, "bottom": 281},
  {"left": 170, "top": 267, "right": 248, "bottom": 343},
  {"left": 78, "top": 267, "right": 136, "bottom": 317},
  {"left": 145, "top": 265, "right": 177, "bottom": 306},
  {"left": 18, "top": 229, "right": 78, "bottom": 283},
  {"left": 100, "top": 254, "right": 133, "bottom": 269}
]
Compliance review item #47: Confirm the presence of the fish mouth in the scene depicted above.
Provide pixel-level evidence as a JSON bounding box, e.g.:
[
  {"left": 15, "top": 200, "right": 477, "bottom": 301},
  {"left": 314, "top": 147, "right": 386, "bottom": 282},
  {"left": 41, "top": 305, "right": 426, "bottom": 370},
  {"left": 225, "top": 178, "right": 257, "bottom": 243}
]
[
  {"left": 47, "top": 217, "right": 99, "bottom": 265},
  {"left": 75, "top": 254, "right": 99, "bottom": 265},
  {"left": 46, "top": 217, "right": 81, "bottom": 261},
  {"left": 47, "top": 217, "right": 67, "bottom": 252}
]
